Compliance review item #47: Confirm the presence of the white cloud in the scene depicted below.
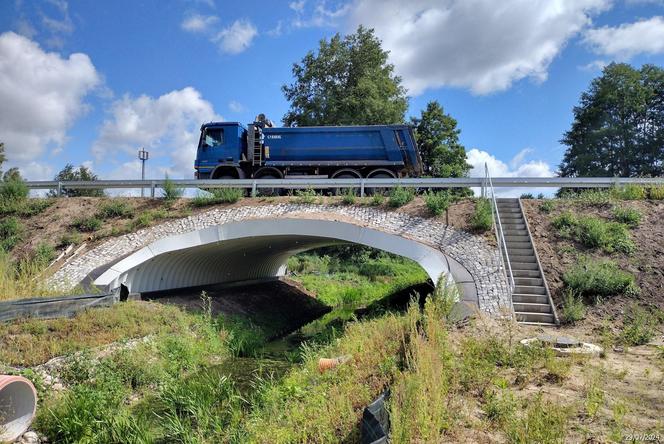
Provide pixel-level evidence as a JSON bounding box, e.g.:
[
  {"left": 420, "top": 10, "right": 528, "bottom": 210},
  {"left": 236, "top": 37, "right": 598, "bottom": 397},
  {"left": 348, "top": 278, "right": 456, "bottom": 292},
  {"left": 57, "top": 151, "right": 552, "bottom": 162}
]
[
  {"left": 213, "top": 19, "right": 257, "bottom": 54},
  {"left": 583, "top": 16, "right": 664, "bottom": 59},
  {"left": 467, "top": 148, "right": 555, "bottom": 197},
  {"left": 348, "top": 0, "right": 610, "bottom": 95},
  {"left": 293, "top": 1, "right": 350, "bottom": 28},
  {"left": 92, "top": 87, "right": 221, "bottom": 179},
  {"left": 228, "top": 100, "right": 246, "bottom": 113},
  {"left": 0, "top": 31, "right": 99, "bottom": 179},
  {"left": 181, "top": 13, "right": 219, "bottom": 33}
]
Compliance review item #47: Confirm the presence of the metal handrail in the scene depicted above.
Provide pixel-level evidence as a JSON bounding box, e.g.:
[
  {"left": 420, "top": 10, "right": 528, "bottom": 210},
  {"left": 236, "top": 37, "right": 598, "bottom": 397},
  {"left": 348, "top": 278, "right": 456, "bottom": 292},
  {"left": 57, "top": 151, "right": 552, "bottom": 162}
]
[{"left": 485, "top": 164, "right": 515, "bottom": 295}]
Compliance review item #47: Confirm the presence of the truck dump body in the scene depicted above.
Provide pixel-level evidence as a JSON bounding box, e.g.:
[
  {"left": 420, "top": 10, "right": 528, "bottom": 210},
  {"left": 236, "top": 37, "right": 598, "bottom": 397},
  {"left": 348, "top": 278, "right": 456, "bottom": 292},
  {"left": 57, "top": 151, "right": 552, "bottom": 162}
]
[{"left": 194, "top": 121, "right": 421, "bottom": 180}]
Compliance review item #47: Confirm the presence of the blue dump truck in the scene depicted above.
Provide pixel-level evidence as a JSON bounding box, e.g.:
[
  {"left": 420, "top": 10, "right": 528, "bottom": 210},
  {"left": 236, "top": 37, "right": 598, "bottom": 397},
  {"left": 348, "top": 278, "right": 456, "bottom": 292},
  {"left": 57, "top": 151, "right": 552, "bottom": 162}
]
[{"left": 194, "top": 115, "right": 422, "bottom": 181}]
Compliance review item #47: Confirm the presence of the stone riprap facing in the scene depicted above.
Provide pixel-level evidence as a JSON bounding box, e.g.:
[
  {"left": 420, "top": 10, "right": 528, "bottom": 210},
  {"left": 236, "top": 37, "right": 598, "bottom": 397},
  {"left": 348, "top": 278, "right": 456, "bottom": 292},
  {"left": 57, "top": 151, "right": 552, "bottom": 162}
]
[{"left": 49, "top": 204, "right": 510, "bottom": 315}]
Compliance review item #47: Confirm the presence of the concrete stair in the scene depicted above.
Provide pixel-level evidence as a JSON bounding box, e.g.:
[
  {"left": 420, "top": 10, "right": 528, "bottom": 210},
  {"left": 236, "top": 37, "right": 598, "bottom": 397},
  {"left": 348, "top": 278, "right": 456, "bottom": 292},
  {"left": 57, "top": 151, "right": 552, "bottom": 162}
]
[{"left": 496, "top": 198, "right": 557, "bottom": 325}]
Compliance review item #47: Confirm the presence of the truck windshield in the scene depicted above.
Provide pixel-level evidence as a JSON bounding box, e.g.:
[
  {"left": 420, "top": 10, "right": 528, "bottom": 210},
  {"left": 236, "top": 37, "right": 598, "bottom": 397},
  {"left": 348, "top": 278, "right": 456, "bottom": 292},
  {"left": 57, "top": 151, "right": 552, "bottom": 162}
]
[{"left": 204, "top": 128, "right": 224, "bottom": 147}]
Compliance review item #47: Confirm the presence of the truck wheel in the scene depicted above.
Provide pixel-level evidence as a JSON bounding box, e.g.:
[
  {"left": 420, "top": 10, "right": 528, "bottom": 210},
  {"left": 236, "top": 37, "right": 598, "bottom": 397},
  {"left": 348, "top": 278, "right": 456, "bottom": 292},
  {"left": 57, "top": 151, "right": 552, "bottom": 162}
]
[
  {"left": 366, "top": 173, "right": 392, "bottom": 196},
  {"left": 332, "top": 173, "right": 359, "bottom": 196},
  {"left": 256, "top": 175, "right": 282, "bottom": 196}
]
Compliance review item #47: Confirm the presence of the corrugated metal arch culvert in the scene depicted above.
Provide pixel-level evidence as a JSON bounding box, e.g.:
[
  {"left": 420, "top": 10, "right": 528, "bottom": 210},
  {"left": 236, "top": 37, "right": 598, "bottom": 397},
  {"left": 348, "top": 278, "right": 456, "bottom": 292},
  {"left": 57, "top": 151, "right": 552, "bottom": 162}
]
[{"left": 93, "top": 218, "right": 474, "bottom": 301}]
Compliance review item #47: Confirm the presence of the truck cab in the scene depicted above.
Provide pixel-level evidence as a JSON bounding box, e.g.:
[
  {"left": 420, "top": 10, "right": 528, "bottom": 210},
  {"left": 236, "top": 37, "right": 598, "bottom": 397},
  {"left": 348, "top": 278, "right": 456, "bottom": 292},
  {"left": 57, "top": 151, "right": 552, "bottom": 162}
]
[{"left": 194, "top": 122, "right": 247, "bottom": 179}]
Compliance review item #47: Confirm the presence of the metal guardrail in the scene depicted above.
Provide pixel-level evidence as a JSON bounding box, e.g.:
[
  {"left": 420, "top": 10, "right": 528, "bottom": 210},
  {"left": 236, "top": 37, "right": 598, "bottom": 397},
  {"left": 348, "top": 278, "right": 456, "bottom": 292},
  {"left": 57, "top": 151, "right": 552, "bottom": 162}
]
[
  {"left": 24, "top": 176, "right": 664, "bottom": 197},
  {"left": 482, "top": 165, "right": 515, "bottom": 299}
]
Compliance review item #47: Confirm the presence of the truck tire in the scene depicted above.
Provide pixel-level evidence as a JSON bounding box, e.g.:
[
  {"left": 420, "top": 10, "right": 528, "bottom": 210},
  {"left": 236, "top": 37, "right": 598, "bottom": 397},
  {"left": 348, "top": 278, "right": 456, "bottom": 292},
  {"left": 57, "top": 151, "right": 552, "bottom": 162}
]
[
  {"left": 366, "top": 172, "right": 394, "bottom": 196},
  {"left": 331, "top": 171, "right": 361, "bottom": 196}
]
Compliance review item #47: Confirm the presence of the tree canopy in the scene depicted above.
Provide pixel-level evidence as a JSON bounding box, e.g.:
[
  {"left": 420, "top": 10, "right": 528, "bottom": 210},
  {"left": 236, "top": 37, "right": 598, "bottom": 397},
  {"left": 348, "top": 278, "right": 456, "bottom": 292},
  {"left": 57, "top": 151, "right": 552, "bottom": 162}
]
[
  {"left": 49, "top": 163, "right": 104, "bottom": 197},
  {"left": 411, "top": 101, "right": 471, "bottom": 179},
  {"left": 560, "top": 63, "right": 664, "bottom": 177},
  {"left": 282, "top": 26, "right": 408, "bottom": 126}
]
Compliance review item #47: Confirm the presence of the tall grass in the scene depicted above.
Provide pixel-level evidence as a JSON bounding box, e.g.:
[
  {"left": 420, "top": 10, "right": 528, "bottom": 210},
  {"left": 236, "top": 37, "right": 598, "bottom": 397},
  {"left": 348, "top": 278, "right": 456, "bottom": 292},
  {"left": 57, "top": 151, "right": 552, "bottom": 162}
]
[
  {"left": 0, "top": 252, "right": 59, "bottom": 301},
  {"left": 563, "top": 257, "right": 638, "bottom": 302},
  {"left": 470, "top": 198, "right": 492, "bottom": 231}
]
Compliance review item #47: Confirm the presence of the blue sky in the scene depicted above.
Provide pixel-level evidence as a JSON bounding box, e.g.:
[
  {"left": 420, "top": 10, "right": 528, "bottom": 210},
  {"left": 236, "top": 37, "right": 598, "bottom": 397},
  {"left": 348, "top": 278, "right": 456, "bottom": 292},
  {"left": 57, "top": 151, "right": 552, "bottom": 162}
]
[{"left": 1, "top": 0, "right": 664, "bottom": 184}]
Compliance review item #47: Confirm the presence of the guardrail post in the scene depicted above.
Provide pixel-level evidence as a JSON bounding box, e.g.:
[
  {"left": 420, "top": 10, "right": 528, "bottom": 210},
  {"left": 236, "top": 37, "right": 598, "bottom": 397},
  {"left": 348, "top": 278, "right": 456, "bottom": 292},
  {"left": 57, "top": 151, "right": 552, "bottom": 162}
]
[
  {"left": 360, "top": 179, "right": 365, "bottom": 197},
  {"left": 150, "top": 181, "right": 156, "bottom": 198},
  {"left": 252, "top": 180, "right": 257, "bottom": 197},
  {"left": 57, "top": 181, "right": 62, "bottom": 197}
]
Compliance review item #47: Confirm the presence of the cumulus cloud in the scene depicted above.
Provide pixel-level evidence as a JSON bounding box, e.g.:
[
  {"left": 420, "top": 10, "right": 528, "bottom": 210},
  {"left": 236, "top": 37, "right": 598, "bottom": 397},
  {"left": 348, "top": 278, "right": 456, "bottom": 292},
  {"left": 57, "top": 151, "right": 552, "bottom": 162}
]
[
  {"left": 0, "top": 31, "right": 99, "bottom": 179},
  {"left": 213, "top": 19, "right": 258, "bottom": 54},
  {"left": 92, "top": 87, "right": 221, "bottom": 179},
  {"left": 583, "top": 16, "right": 664, "bottom": 59},
  {"left": 181, "top": 13, "right": 219, "bottom": 33},
  {"left": 228, "top": 100, "right": 246, "bottom": 113},
  {"left": 293, "top": 1, "right": 350, "bottom": 28},
  {"left": 347, "top": 0, "right": 610, "bottom": 95},
  {"left": 467, "top": 148, "right": 555, "bottom": 196}
]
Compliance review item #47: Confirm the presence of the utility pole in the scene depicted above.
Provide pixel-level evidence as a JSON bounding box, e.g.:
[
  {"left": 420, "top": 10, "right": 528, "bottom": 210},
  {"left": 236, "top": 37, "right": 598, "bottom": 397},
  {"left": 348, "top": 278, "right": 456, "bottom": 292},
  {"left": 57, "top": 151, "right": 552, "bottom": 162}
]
[{"left": 138, "top": 148, "right": 149, "bottom": 197}]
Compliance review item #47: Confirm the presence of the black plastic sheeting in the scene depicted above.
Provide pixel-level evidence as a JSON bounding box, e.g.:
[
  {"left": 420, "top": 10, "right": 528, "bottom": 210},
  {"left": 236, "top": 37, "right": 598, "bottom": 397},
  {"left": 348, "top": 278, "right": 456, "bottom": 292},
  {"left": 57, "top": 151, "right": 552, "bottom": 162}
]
[
  {"left": 0, "top": 293, "right": 117, "bottom": 322},
  {"left": 361, "top": 390, "right": 390, "bottom": 444}
]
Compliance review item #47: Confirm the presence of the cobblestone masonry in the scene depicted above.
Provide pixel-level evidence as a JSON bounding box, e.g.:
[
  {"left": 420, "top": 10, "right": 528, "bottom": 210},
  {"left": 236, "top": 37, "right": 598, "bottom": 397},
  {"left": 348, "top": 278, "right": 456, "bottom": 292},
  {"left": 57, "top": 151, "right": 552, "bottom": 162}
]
[{"left": 49, "top": 204, "right": 510, "bottom": 315}]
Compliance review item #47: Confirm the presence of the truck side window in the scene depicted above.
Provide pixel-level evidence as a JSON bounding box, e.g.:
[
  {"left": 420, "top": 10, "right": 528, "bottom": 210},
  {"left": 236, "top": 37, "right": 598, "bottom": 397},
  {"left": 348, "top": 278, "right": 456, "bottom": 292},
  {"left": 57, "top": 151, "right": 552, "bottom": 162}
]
[{"left": 205, "top": 128, "right": 224, "bottom": 147}]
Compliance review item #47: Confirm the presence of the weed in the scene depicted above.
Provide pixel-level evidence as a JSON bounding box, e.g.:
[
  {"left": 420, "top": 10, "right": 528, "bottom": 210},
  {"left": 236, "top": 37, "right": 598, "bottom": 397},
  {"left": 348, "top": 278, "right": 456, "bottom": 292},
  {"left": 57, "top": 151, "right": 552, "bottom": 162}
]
[
  {"left": 544, "top": 356, "right": 571, "bottom": 383},
  {"left": 369, "top": 193, "right": 385, "bottom": 206},
  {"left": 340, "top": 187, "right": 356, "bottom": 205},
  {"left": 612, "top": 184, "right": 646, "bottom": 200},
  {"left": 161, "top": 175, "right": 183, "bottom": 202},
  {"left": 563, "top": 258, "right": 638, "bottom": 302},
  {"left": 484, "top": 389, "right": 517, "bottom": 425},
  {"left": 72, "top": 216, "right": 102, "bottom": 232},
  {"left": 294, "top": 188, "right": 318, "bottom": 204},
  {"left": 540, "top": 200, "right": 555, "bottom": 213},
  {"left": 33, "top": 243, "right": 56, "bottom": 267},
  {"left": 388, "top": 186, "right": 415, "bottom": 207},
  {"left": 504, "top": 394, "right": 569, "bottom": 444},
  {"left": 131, "top": 210, "right": 165, "bottom": 229},
  {"left": 649, "top": 185, "right": 664, "bottom": 200},
  {"left": 423, "top": 190, "right": 450, "bottom": 216},
  {"left": 612, "top": 206, "right": 642, "bottom": 227},
  {"left": 470, "top": 198, "right": 493, "bottom": 232},
  {"left": 560, "top": 289, "right": 585, "bottom": 324},
  {"left": 565, "top": 189, "right": 613, "bottom": 207},
  {"left": 191, "top": 188, "right": 244, "bottom": 207},
  {"left": 97, "top": 201, "right": 134, "bottom": 219},
  {"left": 57, "top": 231, "right": 82, "bottom": 248},
  {"left": 585, "top": 377, "right": 605, "bottom": 418},
  {"left": 0, "top": 216, "right": 23, "bottom": 251},
  {"left": 553, "top": 213, "right": 635, "bottom": 254},
  {"left": 620, "top": 304, "right": 659, "bottom": 346}
]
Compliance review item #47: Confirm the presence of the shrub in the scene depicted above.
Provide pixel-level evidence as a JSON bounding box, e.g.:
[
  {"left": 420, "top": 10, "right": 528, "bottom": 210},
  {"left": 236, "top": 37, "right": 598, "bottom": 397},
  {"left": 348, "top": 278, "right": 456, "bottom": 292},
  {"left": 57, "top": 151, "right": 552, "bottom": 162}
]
[
  {"left": 0, "top": 217, "right": 23, "bottom": 252},
  {"left": 470, "top": 198, "right": 493, "bottom": 232},
  {"left": 294, "top": 188, "right": 317, "bottom": 204},
  {"left": 564, "top": 189, "right": 613, "bottom": 207},
  {"left": 341, "top": 187, "right": 357, "bottom": 205},
  {"left": 72, "top": 216, "right": 102, "bottom": 232},
  {"left": 0, "top": 177, "right": 29, "bottom": 202},
  {"left": 520, "top": 193, "right": 534, "bottom": 199},
  {"left": 649, "top": 185, "right": 664, "bottom": 200},
  {"left": 539, "top": 200, "right": 555, "bottom": 213},
  {"left": 563, "top": 258, "right": 638, "bottom": 302},
  {"left": 620, "top": 304, "right": 659, "bottom": 346},
  {"left": 132, "top": 211, "right": 154, "bottom": 228},
  {"left": 612, "top": 184, "right": 646, "bottom": 200},
  {"left": 161, "top": 175, "right": 183, "bottom": 202},
  {"left": 560, "top": 289, "right": 585, "bottom": 324},
  {"left": 369, "top": 193, "right": 385, "bottom": 206},
  {"left": 97, "top": 201, "right": 134, "bottom": 219},
  {"left": 388, "top": 186, "right": 415, "bottom": 207},
  {"left": 552, "top": 211, "right": 577, "bottom": 230},
  {"left": 423, "top": 191, "right": 450, "bottom": 216},
  {"left": 612, "top": 206, "right": 641, "bottom": 227}
]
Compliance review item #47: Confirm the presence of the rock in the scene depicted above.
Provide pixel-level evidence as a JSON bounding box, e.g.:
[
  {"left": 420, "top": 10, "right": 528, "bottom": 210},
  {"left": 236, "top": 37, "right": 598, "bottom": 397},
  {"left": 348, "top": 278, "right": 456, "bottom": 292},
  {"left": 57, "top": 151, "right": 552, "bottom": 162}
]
[{"left": 18, "top": 431, "right": 39, "bottom": 444}]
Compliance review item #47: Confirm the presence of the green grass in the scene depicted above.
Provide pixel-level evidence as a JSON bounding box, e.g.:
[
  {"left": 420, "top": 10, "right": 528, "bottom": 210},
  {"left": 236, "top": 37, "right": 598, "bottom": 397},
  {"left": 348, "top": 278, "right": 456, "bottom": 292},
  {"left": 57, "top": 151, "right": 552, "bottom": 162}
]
[
  {"left": 540, "top": 200, "right": 555, "bottom": 213},
  {"left": 563, "top": 257, "right": 638, "bottom": 303},
  {"left": 161, "top": 175, "right": 184, "bottom": 202},
  {"left": 611, "top": 184, "right": 646, "bottom": 200},
  {"left": 553, "top": 212, "right": 635, "bottom": 254},
  {"left": 649, "top": 185, "right": 664, "bottom": 200},
  {"left": 294, "top": 188, "right": 318, "bottom": 204},
  {"left": 191, "top": 188, "right": 244, "bottom": 207},
  {"left": 369, "top": 193, "right": 385, "bottom": 206},
  {"left": 340, "top": 187, "right": 357, "bottom": 205},
  {"left": 470, "top": 198, "right": 493, "bottom": 232},
  {"left": 612, "top": 206, "right": 642, "bottom": 227},
  {"left": 97, "top": 200, "right": 134, "bottom": 219},
  {"left": 388, "top": 186, "right": 415, "bottom": 208},
  {"left": 423, "top": 190, "right": 450, "bottom": 216}
]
